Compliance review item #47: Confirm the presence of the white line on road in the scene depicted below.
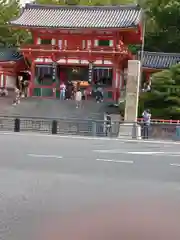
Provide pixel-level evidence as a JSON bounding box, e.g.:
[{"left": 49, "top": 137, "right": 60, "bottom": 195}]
[
  {"left": 94, "top": 150, "right": 180, "bottom": 156},
  {"left": 170, "top": 163, "right": 180, "bottom": 167},
  {"left": 96, "top": 158, "right": 133, "bottom": 164},
  {"left": 125, "top": 152, "right": 180, "bottom": 156},
  {"left": 27, "top": 154, "right": 62, "bottom": 159}
]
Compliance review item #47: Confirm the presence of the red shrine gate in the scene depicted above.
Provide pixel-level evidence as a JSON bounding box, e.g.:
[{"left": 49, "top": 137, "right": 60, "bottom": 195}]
[{"left": 9, "top": 3, "right": 143, "bottom": 101}]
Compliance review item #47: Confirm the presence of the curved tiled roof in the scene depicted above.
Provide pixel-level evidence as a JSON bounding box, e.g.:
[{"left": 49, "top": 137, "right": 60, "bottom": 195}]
[
  {"left": 0, "top": 49, "right": 23, "bottom": 62},
  {"left": 9, "top": 3, "right": 142, "bottom": 29},
  {"left": 140, "top": 51, "right": 180, "bottom": 69}
]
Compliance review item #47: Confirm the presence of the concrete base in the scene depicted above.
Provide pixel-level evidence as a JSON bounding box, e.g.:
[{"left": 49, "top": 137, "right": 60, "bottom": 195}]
[
  {"left": 118, "top": 123, "right": 141, "bottom": 139},
  {"left": 174, "top": 126, "right": 180, "bottom": 141}
]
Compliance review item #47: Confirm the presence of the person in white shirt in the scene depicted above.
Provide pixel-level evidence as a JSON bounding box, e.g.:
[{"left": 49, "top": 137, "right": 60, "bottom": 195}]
[
  {"left": 75, "top": 89, "right": 82, "bottom": 108},
  {"left": 12, "top": 87, "right": 20, "bottom": 105},
  {"left": 60, "top": 82, "right": 66, "bottom": 100}
]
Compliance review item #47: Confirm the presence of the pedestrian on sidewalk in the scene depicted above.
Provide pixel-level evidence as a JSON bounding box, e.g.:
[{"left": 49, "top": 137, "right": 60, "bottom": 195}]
[{"left": 142, "top": 109, "right": 151, "bottom": 139}]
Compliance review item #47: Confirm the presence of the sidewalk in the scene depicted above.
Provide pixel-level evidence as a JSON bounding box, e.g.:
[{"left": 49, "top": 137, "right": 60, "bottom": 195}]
[{"left": 0, "top": 131, "right": 179, "bottom": 145}]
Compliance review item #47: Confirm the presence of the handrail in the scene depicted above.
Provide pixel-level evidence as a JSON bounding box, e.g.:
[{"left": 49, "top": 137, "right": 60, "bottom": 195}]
[
  {"left": 137, "top": 118, "right": 180, "bottom": 123},
  {"left": 20, "top": 44, "right": 128, "bottom": 54}
]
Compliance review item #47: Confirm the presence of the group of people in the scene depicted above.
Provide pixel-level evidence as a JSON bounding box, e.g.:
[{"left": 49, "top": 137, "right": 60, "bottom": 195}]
[
  {"left": 59, "top": 81, "right": 104, "bottom": 107},
  {"left": 59, "top": 80, "right": 75, "bottom": 100},
  {"left": 59, "top": 81, "right": 86, "bottom": 108}
]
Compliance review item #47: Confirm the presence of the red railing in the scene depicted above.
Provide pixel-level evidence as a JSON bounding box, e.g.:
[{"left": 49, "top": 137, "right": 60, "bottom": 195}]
[
  {"left": 20, "top": 44, "right": 128, "bottom": 55},
  {"left": 137, "top": 118, "right": 180, "bottom": 123}
]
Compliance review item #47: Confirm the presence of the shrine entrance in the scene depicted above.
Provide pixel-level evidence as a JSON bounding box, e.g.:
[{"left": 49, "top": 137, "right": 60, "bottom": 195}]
[
  {"left": 32, "top": 63, "right": 115, "bottom": 101},
  {"left": 93, "top": 67, "right": 113, "bottom": 86},
  {"left": 92, "top": 67, "right": 114, "bottom": 100},
  {"left": 58, "top": 65, "right": 89, "bottom": 87}
]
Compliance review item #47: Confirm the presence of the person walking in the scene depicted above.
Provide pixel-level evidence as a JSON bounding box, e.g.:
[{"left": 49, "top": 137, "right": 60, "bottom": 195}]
[
  {"left": 96, "top": 85, "right": 103, "bottom": 103},
  {"left": 12, "top": 87, "right": 20, "bottom": 105},
  {"left": 75, "top": 89, "right": 82, "bottom": 108},
  {"left": 142, "top": 109, "right": 151, "bottom": 139}
]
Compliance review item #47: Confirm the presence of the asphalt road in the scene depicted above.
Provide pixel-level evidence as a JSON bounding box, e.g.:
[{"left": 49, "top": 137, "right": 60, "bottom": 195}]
[{"left": 1, "top": 133, "right": 180, "bottom": 240}]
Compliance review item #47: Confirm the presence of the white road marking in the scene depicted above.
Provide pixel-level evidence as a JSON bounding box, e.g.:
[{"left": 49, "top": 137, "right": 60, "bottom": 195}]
[
  {"left": 128, "top": 152, "right": 160, "bottom": 155},
  {"left": 170, "top": 163, "right": 180, "bottom": 167},
  {"left": 27, "top": 154, "right": 62, "bottom": 159},
  {"left": 1, "top": 131, "right": 180, "bottom": 145},
  {"left": 125, "top": 152, "right": 180, "bottom": 156},
  {"left": 94, "top": 150, "right": 180, "bottom": 156},
  {"left": 96, "top": 158, "right": 133, "bottom": 164},
  {"left": 92, "top": 144, "right": 107, "bottom": 148}
]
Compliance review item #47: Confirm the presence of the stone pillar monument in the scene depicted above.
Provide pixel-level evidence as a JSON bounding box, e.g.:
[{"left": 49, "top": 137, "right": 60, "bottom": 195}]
[{"left": 119, "top": 60, "right": 141, "bottom": 139}]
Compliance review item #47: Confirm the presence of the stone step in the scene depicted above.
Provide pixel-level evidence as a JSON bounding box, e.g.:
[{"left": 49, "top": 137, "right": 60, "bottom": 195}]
[{"left": 0, "top": 98, "right": 107, "bottom": 120}]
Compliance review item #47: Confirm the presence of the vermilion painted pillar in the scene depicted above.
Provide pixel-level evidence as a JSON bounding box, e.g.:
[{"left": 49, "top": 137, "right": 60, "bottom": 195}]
[
  {"left": 114, "top": 67, "right": 121, "bottom": 101},
  {"left": 145, "top": 71, "right": 150, "bottom": 82},
  {"left": 0, "top": 73, "right": 6, "bottom": 88},
  {"left": 29, "top": 60, "right": 35, "bottom": 96},
  {"left": 4, "top": 75, "right": 6, "bottom": 88},
  {"left": 112, "top": 65, "right": 117, "bottom": 101},
  {"left": 0, "top": 74, "right": 2, "bottom": 87}
]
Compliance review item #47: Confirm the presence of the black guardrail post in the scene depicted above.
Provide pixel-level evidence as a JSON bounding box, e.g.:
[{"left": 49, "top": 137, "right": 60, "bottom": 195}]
[
  {"left": 52, "top": 120, "right": 57, "bottom": 134},
  {"left": 14, "top": 118, "right": 20, "bottom": 132}
]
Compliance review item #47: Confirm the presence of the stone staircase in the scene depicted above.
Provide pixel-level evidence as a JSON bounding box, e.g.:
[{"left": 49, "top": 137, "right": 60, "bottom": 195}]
[
  {"left": 0, "top": 98, "right": 107, "bottom": 120},
  {"left": 0, "top": 98, "right": 121, "bottom": 137}
]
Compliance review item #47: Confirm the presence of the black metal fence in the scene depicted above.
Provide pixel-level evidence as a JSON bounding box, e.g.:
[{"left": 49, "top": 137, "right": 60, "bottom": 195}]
[
  {"left": 0, "top": 116, "right": 120, "bottom": 137},
  {"left": 0, "top": 116, "right": 179, "bottom": 140}
]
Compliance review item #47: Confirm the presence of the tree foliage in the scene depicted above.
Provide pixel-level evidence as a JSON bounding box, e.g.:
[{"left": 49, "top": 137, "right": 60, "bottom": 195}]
[
  {"left": 0, "top": 0, "right": 30, "bottom": 47},
  {"left": 144, "top": 0, "right": 180, "bottom": 53},
  {"left": 139, "top": 64, "right": 180, "bottom": 119}
]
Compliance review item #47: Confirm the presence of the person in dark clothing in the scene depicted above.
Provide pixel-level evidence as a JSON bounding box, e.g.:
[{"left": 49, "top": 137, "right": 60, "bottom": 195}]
[
  {"left": 0, "top": 87, "right": 8, "bottom": 97},
  {"left": 65, "top": 80, "right": 74, "bottom": 100},
  {"left": 96, "top": 86, "right": 103, "bottom": 103}
]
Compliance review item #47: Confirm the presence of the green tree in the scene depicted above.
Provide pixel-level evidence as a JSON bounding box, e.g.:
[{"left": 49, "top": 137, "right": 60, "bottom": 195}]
[
  {"left": 144, "top": 0, "right": 180, "bottom": 53},
  {"left": 139, "top": 64, "right": 180, "bottom": 119},
  {"left": 0, "top": 0, "right": 30, "bottom": 46}
]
